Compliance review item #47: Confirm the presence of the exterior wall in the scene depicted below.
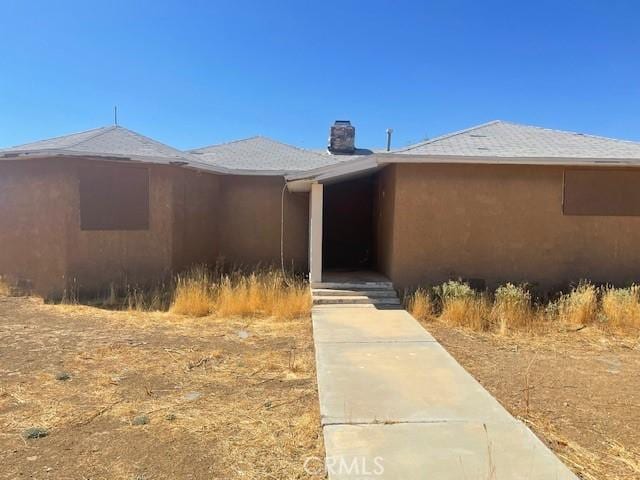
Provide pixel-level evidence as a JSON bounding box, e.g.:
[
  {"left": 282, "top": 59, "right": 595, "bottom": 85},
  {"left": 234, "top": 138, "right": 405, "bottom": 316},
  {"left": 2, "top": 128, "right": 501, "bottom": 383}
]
[
  {"left": 386, "top": 163, "right": 640, "bottom": 291},
  {"left": 374, "top": 166, "right": 397, "bottom": 279},
  {"left": 0, "top": 159, "right": 73, "bottom": 297},
  {"left": 0, "top": 159, "right": 225, "bottom": 297},
  {"left": 218, "top": 175, "right": 309, "bottom": 271},
  {"left": 65, "top": 161, "right": 177, "bottom": 294},
  {"left": 171, "top": 169, "right": 220, "bottom": 272}
]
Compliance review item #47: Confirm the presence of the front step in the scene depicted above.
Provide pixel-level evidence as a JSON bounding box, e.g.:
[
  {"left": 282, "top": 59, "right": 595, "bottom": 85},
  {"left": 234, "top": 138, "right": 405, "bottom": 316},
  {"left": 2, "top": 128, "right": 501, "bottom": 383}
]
[
  {"left": 311, "top": 280, "right": 400, "bottom": 307},
  {"left": 311, "top": 281, "right": 393, "bottom": 290},
  {"left": 312, "top": 288, "right": 398, "bottom": 298},
  {"left": 313, "top": 295, "right": 401, "bottom": 306}
]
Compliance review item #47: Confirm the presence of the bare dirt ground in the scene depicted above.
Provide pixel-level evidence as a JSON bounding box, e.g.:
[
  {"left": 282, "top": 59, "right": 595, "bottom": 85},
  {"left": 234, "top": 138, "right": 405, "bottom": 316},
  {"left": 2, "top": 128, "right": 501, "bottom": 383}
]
[
  {"left": 0, "top": 296, "right": 322, "bottom": 480},
  {"left": 426, "top": 322, "right": 640, "bottom": 480}
]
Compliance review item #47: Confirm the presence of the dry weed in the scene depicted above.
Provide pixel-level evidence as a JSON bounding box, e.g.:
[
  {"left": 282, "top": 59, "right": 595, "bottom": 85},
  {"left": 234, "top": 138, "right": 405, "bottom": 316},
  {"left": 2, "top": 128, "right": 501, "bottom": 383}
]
[
  {"left": 553, "top": 282, "right": 599, "bottom": 327},
  {"left": 405, "top": 288, "right": 434, "bottom": 321},
  {"left": 492, "top": 283, "right": 538, "bottom": 334},
  {"left": 601, "top": 285, "right": 640, "bottom": 333}
]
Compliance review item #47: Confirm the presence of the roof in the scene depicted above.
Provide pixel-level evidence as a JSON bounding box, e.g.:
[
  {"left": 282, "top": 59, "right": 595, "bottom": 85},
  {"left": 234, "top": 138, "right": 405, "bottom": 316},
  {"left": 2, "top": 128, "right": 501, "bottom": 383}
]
[
  {"left": 189, "top": 136, "right": 362, "bottom": 173},
  {"left": 394, "top": 120, "right": 640, "bottom": 159},
  {"left": 4, "top": 125, "right": 188, "bottom": 160},
  {"left": 4, "top": 120, "right": 640, "bottom": 181},
  {"left": 0, "top": 125, "right": 230, "bottom": 173}
]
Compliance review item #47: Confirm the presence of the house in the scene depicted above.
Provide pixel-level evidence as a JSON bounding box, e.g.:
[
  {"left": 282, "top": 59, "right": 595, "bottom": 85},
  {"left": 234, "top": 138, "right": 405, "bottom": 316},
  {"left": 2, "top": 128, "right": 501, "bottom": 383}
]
[{"left": 2, "top": 119, "right": 640, "bottom": 298}]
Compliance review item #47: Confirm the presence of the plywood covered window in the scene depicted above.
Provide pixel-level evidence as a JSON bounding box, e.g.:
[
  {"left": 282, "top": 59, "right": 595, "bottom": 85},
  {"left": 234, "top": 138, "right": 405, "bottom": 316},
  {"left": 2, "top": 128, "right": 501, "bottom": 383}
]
[
  {"left": 79, "top": 163, "right": 149, "bottom": 230},
  {"left": 563, "top": 168, "right": 640, "bottom": 216}
]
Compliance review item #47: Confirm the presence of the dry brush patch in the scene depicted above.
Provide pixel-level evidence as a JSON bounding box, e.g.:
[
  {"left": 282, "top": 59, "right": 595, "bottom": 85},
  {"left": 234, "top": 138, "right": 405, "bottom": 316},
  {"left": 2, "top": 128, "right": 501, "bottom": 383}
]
[
  {"left": 407, "top": 280, "right": 640, "bottom": 336},
  {"left": 0, "top": 296, "right": 322, "bottom": 480}
]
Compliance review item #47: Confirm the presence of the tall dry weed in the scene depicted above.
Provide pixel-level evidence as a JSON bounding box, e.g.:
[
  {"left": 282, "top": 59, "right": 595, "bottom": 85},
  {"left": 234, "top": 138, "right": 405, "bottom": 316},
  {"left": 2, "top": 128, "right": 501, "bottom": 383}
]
[
  {"left": 170, "top": 267, "right": 310, "bottom": 319},
  {"left": 601, "top": 285, "right": 640, "bottom": 333},
  {"left": 434, "top": 281, "right": 492, "bottom": 331},
  {"left": 552, "top": 282, "right": 598, "bottom": 327},
  {"left": 405, "top": 288, "right": 434, "bottom": 321},
  {"left": 492, "top": 283, "right": 537, "bottom": 334}
]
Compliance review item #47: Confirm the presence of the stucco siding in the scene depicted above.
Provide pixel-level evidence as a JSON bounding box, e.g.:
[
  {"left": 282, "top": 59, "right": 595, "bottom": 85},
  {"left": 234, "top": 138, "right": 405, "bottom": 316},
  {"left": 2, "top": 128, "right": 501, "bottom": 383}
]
[
  {"left": 218, "top": 176, "right": 309, "bottom": 271},
  {"left": 388, "top": 163, "right": 640, "bottom": 291},
  {"left": 0, "top": 160, "right": 72, "bottom": 297}
]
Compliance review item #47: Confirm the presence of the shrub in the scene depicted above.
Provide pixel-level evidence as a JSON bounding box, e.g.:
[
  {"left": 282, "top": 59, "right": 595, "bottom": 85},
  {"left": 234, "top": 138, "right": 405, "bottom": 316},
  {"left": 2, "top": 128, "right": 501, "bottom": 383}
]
[
  {"left": 492, "top": 283, "right": 535, "bottom": 334},
  {"left": 552, "top": 282, "right": 598, "bottom": 327},
  {"left": 434, "top": 281, "right": 491, "bottom": 331},
  {"left": 601, "top": 285, "right": 640, "bottom": 332}
]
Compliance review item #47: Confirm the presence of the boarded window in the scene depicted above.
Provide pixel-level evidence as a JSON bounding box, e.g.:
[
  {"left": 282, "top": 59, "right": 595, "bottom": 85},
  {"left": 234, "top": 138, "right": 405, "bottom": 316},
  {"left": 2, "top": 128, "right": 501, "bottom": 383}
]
[
  {"left": 79, "top": 164, "right": 149, "bottom": 230},
  {"left": 563, "top": 168, "right": 640, "bottom": 216}
]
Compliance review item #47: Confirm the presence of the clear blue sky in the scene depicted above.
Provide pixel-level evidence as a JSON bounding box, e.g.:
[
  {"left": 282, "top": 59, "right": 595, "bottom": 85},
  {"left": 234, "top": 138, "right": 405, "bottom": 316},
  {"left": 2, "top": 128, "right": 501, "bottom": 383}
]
[{"left": 1, "top": 0, "right": 639, "bottom": 150}]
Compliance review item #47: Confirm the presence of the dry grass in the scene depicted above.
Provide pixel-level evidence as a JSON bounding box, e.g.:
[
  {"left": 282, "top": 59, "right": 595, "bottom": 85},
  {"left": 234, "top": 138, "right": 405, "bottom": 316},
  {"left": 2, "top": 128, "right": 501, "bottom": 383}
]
[
  {"left": 0, "top": 296, "right": 322, "bottom": 479},
  {"left": 408, "top": 280, "right": 640, "bottom": 336},
  {"left": 601, "top": 285, "right": 640, "bottom": 333},
  {"left": 491, "top": 283, "right": 537, "bottom": 334},
  {"left": 404, "top": 288, "right": 434, "bottom": 321},
  {"left": 552, "top": 282, "right": 599, "bottom": 327},
  {"left": 170, "top": 267, "right": 311, "bottom": 319},
  {"left": 0, "top": 276, "right": 10, "bottom": 296}
]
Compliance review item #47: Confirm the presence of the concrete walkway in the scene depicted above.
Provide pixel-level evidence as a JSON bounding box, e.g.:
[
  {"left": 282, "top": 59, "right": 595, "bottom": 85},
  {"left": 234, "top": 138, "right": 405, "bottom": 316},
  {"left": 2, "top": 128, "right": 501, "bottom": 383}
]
[{"left": 312, "top": 305, "right": 578, "bottom": 479}]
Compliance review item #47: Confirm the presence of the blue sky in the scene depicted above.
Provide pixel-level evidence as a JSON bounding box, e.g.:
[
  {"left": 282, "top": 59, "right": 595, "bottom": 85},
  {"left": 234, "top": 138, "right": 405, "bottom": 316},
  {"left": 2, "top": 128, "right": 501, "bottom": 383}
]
[{"left": 1, "top": 0, "right": 639, "bottom": 150}]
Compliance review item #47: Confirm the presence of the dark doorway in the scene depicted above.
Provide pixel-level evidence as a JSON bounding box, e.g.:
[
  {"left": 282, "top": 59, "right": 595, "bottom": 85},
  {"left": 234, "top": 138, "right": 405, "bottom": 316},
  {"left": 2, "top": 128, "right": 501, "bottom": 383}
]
[{"left": 322, "top": 175, "right": 377, "bottom": 271}]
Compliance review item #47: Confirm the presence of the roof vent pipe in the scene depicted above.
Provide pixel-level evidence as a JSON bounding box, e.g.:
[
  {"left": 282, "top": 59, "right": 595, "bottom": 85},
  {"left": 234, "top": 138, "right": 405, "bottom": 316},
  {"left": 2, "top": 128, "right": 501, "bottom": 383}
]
[
  {"left": 328, "top": 120, "right": 356, "bottom": 154},
  {"left": 386, "top": 128, "right": 393, "bottom": 151}
]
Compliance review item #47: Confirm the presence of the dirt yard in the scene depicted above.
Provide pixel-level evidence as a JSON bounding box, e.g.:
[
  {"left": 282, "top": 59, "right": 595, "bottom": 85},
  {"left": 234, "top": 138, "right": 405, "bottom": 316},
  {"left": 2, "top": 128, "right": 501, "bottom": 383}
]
[
  {"left": 0, "top": 296, "right": 322, "bottom": 480},
  {"left": 426, "top": 322, "right": 640, "bottom": 480}
]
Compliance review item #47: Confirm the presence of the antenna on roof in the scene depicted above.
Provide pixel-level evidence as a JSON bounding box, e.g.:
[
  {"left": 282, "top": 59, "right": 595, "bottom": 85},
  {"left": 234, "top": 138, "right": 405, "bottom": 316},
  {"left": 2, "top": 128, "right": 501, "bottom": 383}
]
[{"left": 114, "top": 106, "right": 118, "bottom": 126}]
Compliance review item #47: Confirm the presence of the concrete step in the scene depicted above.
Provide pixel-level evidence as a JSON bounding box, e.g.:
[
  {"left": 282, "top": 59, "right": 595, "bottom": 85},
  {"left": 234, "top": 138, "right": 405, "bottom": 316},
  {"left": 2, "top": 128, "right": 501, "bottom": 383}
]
[
  {"left": 310, "top": 282, "right": 394, "bottom": 290},
  {"left": 313, "top": 295, "right": 401, "bottom": 306},
  {"left": 311, "top": 288, "right": 398, "bottom": 298}
]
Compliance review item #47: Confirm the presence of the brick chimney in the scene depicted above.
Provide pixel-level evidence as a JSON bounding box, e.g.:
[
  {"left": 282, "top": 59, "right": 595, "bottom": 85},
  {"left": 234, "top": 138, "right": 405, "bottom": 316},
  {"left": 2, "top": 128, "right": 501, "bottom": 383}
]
[{"left": 328, "top": 120, "right": 356, "bottom": 154}]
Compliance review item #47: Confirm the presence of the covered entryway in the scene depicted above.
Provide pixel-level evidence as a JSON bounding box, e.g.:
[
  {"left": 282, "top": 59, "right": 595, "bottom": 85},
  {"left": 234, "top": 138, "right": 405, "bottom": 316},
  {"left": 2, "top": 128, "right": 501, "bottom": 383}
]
[
  {"left": 304, "top": 170, "right": 390, "bottom": 284},
  {"left": 322, "top": 175, "right": 377, "bottom": 271}
]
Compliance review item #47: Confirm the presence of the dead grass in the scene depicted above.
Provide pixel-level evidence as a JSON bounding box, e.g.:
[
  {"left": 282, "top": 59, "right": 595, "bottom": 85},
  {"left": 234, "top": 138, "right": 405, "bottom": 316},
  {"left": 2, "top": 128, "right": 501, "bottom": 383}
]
[
  {"left": 0, "top": 276, "right": 10, "bottom": 296},
  {"left": 408, "top": 280, "right": 640, "bottom": 336},
  {"left": 404, "top": 288, "right": 434, "bottom": 321},
  {"left": 170, "top": 267, "right": 311, "bottom": 319},
  {"left": 552, "top": 282, "right": 599, "bottom": 327},
  {"left": 601, "top": 285, "right": 640, "bottom": 333},
  {"left": 0, "top": 295, "right": 322, "bottom": 479}
]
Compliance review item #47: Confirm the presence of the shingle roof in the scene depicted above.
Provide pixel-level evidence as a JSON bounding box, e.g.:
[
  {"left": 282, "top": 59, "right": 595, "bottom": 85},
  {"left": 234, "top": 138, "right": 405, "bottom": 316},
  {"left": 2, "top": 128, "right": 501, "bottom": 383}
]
[
  {"left": 394, "top": 120, "right": 640, "bottom": 159},
  {"left": 189, "top": 136, "right": 362, "bottom": 173},
  {"left": 3, "top": 125, "right": 189, "bottom": 161}
]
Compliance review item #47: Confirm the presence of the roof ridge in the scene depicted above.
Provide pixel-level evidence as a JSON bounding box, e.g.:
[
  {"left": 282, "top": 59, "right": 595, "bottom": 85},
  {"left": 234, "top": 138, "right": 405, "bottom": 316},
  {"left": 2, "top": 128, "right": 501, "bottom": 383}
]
[
  {"left": 11, "top": 125, "right": 114, "bottom": 149},
  {"left": 108, "top": 126, "right": 185, "bottom": 156},
  {"left": 188, "top": 136, "right": 263, "bottom": 152},
  {"left": 393, "top": 120, "right": 503, "bottom": 153},
  {"left": 496, "top": 120, "right": 640, "bottom": 146},
  {"left": 189, "top": 135, "right": 327, "bottom": 159},
  {"left": 66, "top": 125, "right": 118, "bottom": 149}
]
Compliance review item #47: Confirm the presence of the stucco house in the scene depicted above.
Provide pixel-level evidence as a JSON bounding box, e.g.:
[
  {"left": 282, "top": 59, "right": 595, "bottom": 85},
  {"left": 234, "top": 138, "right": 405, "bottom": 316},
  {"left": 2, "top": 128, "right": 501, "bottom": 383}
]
[{"left": 2, "top": 119, "right": 640, "bottom": 298}]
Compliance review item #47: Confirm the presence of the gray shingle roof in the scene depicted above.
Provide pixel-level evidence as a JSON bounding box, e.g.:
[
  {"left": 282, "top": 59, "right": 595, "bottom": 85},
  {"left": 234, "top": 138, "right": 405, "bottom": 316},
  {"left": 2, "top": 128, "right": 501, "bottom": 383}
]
[
  {"left": 394, "top": 120, "right": 640, "bottom": 159},
  {"left": 189, "top": 136, "right": 362, "bottom": 173},
  {"left": 4, "top": 125, "right": 189, "bottom": 161}
]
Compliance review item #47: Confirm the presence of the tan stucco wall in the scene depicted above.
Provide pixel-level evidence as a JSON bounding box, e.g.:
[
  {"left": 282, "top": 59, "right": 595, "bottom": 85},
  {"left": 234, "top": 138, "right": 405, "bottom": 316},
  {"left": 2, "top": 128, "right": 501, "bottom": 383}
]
[
  {"left": 0, "top": 159, "right": 227, "bottom": 297},
  {"left": 0, "top": 159, "right": 72, "bottom": 297},
  {"left": 218, "top": 175, "right": 309, "bottom": 271},
  {"left": 65, "top": 161, "right": 176, "bottom": 294},
  {"left": 374, "top": 166, "right": 396, "bottom": 278},
  {"left": 386, "top": 163, "right": 640, "bottom": 291}
]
